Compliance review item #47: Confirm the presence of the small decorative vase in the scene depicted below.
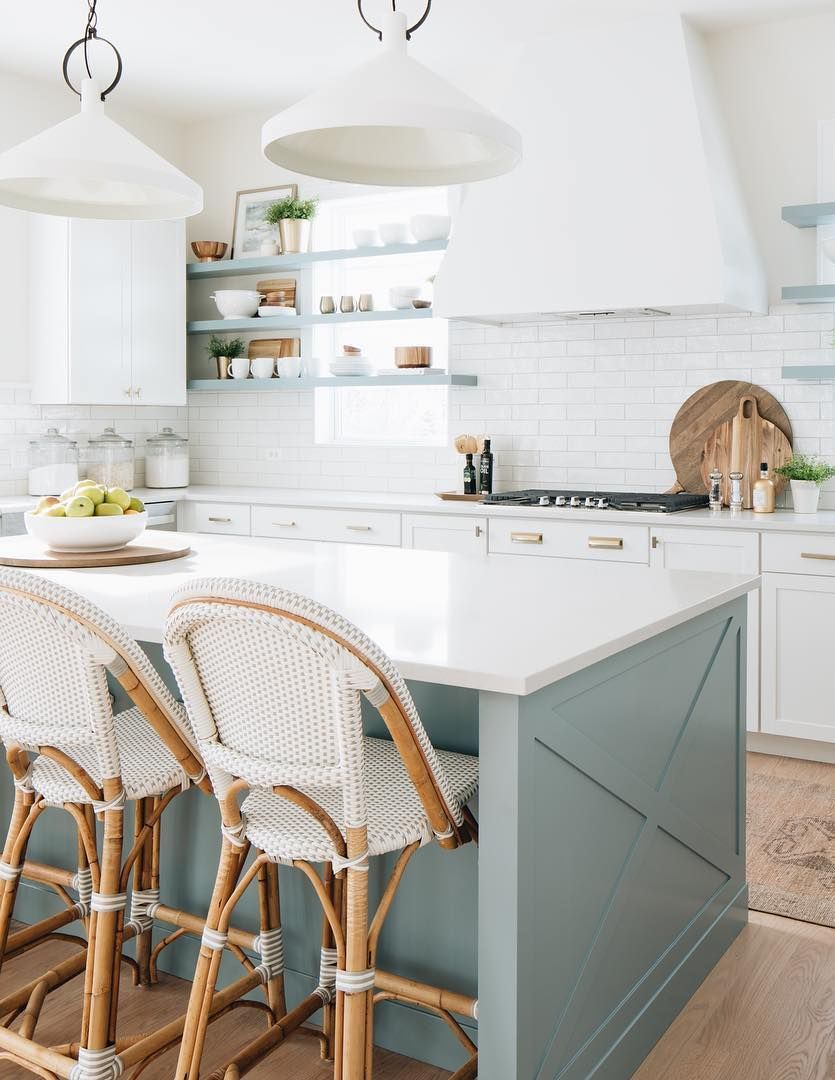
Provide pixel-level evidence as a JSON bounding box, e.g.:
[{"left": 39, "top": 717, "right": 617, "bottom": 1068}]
[
  {"left": 279, "top": 218, "right": 312, "bottom": 254},
  {"left": 340, "top": 295, "right": 355, "bottom": 314},
  {"left": 320, "top": 295, "right": 335, "bottom": 314},
  {"left": 358, "top": 293, "right": 374, "bottom": 312},
  {"left": 216, "top": 356, "right": 230, "bottom": 379},
  {"left": 790, "top": 479, "right": 821, "bottom": 514}
]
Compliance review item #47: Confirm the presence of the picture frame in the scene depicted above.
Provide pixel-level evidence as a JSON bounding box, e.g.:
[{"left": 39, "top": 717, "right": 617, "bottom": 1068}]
[{"left": 231, "top": 183, "right": 298, "bottom": 258}]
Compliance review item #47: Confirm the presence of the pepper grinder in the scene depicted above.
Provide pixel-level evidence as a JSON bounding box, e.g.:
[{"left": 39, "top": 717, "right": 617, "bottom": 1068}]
[
  {"left": 729, "top": 471, "right": 744, "bottom": 513},
  {"left": 709, "top": 470, "right": 723, "bottom": 512}
]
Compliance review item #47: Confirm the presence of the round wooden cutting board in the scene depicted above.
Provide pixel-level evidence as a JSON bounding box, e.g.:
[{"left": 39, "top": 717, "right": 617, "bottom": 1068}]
[
  {"left": 0, "top": 536, "right": 191, "bottom": 569},
  {"left": 669, "top": 380, "right": 793, "bottom": 494}
]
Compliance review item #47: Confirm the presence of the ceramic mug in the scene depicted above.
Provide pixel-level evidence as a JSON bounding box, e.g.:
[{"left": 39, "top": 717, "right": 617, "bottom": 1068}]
[
  {"left": 228, "top": 357, "right": 250, "bottom": 379},
  {"left": 277, "top": 357, "right": 302, "bottom": 379},
  {"left": 250, "top": 356, "right": 275, "bottom": 379}
]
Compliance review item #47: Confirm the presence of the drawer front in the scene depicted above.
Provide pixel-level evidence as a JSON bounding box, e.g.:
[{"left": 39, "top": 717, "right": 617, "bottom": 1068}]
[
  {"left": 185, "top": 502, "right": 251, "bottom": 536},
  {"left": 762, "top": 532, "right": 835, "bottom": 576},
  {"left": 252, "top": 505, "right": 401, "bottom": 547},
  {"left": 488, "top": 517, "right": 649, "bottom": 563}
]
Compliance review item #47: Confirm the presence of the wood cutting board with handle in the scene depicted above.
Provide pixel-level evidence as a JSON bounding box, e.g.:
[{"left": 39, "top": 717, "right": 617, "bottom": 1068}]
[
  {"left": 700, "top": 395, "right": 792, "bottom": 508},
  {"left": 669, "top": 380, "right": 793, "bottom": 495}
]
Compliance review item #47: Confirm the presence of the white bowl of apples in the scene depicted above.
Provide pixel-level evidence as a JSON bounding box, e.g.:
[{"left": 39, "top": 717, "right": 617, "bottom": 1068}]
[{"left": 26, "top": 481, "right": 147, "bottom": 552}]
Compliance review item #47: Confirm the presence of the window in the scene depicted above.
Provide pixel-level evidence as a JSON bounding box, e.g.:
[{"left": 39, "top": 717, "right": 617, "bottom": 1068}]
[{"left": 312, "top": 188, "right": 449, "bottom": 447}]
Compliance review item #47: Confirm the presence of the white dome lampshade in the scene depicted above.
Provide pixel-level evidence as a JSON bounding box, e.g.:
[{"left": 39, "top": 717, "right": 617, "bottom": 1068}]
[
  {"left": 0, "top": 78, "right": 203, "bottom": 219},
  {"left": 262, "top": 11, "right": 521, "bottom": 186}
]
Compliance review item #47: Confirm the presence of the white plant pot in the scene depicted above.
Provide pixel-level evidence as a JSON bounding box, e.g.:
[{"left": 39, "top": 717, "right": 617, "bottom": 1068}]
[{"left": 790, "top": 479, "right": 821, "bottom": 514}]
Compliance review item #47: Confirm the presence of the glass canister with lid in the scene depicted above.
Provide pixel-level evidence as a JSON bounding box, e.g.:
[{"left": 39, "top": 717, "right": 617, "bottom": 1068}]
[
  {"left": 27, "top": 428, "right": 79, "bottom": 495},
  {"left": 82, "top": 427, "right": 135, "bottom": 491},
  {"left": 145, "top": 427, "right": 189, "bottom": 488}
]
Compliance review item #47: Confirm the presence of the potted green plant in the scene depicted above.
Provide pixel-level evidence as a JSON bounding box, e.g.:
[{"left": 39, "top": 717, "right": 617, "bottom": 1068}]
[
  {"left": 265, "top": 196, "right": 318, "bottom": 254},
  {"left": 206, "top": 335, "right": 245, "bottom": 380},
  {"left": 774, "top": 454, "right": 835, "bottom": 514}
]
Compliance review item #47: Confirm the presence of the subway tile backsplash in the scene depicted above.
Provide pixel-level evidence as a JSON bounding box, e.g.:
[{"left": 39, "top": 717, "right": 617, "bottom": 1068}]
[{"left": 0, "top": 305, "right": 832, "bottom": 503}]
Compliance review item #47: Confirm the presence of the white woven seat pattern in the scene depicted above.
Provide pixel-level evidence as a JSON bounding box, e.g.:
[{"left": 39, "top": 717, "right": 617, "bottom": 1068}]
[
  {"left": 164, "top": 576, "right": 478, "bottom": 844},
  {"left": 242, "top": 737, "right": 479, "bottom": 864},
  {"left": 30, "top": 705, "right": 190, "bottom": 805}
]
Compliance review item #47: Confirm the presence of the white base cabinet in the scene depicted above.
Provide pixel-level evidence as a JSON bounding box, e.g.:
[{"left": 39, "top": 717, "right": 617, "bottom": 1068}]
[
  {"left": 30, "top": 216, "right": 186, "bottom": 406},
  {"left": 649, "top": 527, "right": 760, "bottom": 732},
  {"left": 403, "top": 513, "right": 487, "bottom": 554}
]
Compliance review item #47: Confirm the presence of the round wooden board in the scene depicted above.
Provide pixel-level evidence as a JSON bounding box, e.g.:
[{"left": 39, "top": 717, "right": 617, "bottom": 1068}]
[
  {"left": 0, "top": 536, "right": 191, "bottom": 569},
  {"left": 669, "top": 380, "right": 793, "bottom": 493}
]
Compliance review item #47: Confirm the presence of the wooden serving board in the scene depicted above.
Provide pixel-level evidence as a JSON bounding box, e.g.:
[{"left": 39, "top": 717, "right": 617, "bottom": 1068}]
[
  {"left": 248, "top": 337, "right": 301, "bottom": 360},
  {"left": 669, "top": 380, "right": 792, "bottom": 494},
  {"left": 0, "top": 536, "right": 191, "bottom": 569},
  {"left": 700, "top": 396, "right": 792, "bottom": 508},
  {"left": 435, "top": 492, "right": 484, "bottom": 502}
]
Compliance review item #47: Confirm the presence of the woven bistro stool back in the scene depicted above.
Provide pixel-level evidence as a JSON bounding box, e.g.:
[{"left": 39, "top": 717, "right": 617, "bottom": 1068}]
[
  {"left": 0, "top": 567, "right": 209, "bottom": 1080},
  {"left": 165, "top": 577, "right": 479, "bottom": 1080}
]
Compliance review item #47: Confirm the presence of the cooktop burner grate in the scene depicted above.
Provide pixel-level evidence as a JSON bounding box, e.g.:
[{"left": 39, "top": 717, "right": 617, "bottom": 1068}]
[{"left": 482, "top": 489, "right": 709, "bottom": 513}]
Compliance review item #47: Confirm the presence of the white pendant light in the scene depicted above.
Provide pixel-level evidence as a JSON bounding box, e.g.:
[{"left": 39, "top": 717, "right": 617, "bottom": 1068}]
[
  {"left": 0, "top": 1, "right": 202, "bottom": 219},
  {"left": 262, "top": 5, "right": 521, "bottom": 186}
]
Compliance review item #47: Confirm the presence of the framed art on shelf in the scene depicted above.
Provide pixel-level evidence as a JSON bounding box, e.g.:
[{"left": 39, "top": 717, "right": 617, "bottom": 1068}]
[{"left": 231, "top": 184, "right": 298, "bottom": 258}]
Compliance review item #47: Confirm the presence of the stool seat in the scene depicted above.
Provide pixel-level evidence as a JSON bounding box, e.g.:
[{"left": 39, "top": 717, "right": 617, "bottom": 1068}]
[
  {"left": 30, "top": 704, "right": 192, "bottom": 805},
  {"left": 242, "top": 736, "right": 479, "bottom": 865}
]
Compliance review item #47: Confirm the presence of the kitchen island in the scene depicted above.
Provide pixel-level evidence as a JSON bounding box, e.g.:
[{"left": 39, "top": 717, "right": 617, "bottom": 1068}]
[{"left": 0, "top": 534, "right": 758, "bottom": 1078}]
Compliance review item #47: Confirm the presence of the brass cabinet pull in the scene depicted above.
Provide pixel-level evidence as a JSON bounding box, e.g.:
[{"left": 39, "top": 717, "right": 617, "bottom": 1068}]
[
  {"left": 801, "top": 552, "right": 835, "bottom": 561},
  {"left": 346, "top": 525, "right": 372, "bottom": 532},
  {"left": 207, "top": 516, "right": 232, "bottom": 524},
  {"left": 272, "top": 521, "right": 297, "bottom": 528},
  {"left": 475, "top": 525, "right": 483, "bottom": 538},
  {"left": 588, "top": 536, "right": 624, "bottom": 550},
  {"left": 651, "top": 536, "right": 660, "bottom": 549},
  {"left": 511, "top": 532, "right": 543, "bottom": 544}
]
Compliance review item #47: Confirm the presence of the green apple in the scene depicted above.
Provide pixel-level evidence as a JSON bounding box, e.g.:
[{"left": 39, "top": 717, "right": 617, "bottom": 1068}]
[
  {"left": 43, "top": 504, "right": 66, "bottom": 517},
  {"left": 34, "top": 496, "right": 59, "bottom": 515},
  {"left": 104, "top": 487, "right": 131, "bottom": 511},
  {"left": 95, "top": 502, "right": 124, "bottom": 516},
  {"left": 75, "top": 479, "right": 98, "bottom": 490},
  {"left": 65, "top": 495, "right": 95, "bottom": 518},
  {"left": 59, "top": 485, "right": 77, "bottom": 502},
  {"left": 86, "top": 486, "right": 106, "bottom": 506},
  {"left": 128, "top": 497, "right": 145, "bottom": 513}
]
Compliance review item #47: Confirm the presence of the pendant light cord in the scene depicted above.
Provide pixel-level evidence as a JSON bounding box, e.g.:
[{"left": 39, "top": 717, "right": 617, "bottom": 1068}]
[
  {"left": 357, "top": 0, "right": 432, "bottom": 41},
  {"left": 62, "top": 0, "right": 123, "bottom": 101}
]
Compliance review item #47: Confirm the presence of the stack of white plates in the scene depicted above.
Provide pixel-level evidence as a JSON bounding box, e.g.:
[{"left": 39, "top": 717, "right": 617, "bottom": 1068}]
[{"left": 330, "top": 356, "right": 374, "bottom": 377}]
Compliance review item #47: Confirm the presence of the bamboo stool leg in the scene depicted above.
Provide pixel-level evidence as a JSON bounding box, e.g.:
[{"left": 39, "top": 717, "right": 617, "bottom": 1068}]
[
  {"left": 0, "top": 789, "right": 35, "bottom": 972},
  {"left": 174, "top": 839, "right": 246, "bottom": 1080},
  {"left": 132, "top": 797, "right": 155, "bottom": 987},
  {"left": 257, "top": 861, "right": 286, "bottom": 1021},
  {"left": 340, "top": 826, "right": 371, "bottom": 1080},
  {"left": 320, "top": 864, "right": 337, "bottom": 1062}
]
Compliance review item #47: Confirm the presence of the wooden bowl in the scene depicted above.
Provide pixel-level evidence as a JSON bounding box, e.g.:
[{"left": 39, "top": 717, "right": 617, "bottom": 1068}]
[
  {"left": 191, "top": 241, "right": 228, "bottom": 263},
  {"left": 395, "top": 346, "right": 432, "bottom": 369}
]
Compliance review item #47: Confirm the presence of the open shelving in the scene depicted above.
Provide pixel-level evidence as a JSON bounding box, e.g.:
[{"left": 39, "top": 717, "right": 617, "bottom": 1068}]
[
  {"left": 781, "top": 203, "right": 835, "bottom": 304},
  {"left": 186, "top": 239, "right": 448, "bottom": 279},
  {"left": 187, "top": 307, "right": 435, "bottom": 335},
  {"left": 186, "top": 373, "right": 477, "bottom": 392}
]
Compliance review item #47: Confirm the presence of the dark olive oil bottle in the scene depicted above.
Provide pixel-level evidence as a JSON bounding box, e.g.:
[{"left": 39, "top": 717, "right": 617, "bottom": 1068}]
[
  {"left": 479, "top": 437, "right": 493, "bottom": 494},
  {"left": 463, "top": 453, "right": 477, "bottom": 494}
]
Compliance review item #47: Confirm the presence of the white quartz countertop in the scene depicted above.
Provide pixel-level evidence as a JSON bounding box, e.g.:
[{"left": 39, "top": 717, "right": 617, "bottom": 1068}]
[
  {"left": 3, "top": 532, "right": 758, "bottom": 696},
  {"left": 5, "top": 484, "right": 835, "bottom": 534}
]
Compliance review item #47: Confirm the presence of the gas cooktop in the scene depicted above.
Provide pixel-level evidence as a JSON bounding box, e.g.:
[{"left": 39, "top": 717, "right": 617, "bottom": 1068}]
[{"left": 482, "top": 489, "right": 709, "bottom": 513}]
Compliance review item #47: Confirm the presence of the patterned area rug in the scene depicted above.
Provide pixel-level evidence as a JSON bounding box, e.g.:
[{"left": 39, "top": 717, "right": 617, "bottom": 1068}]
[{"left": 747, "top": 767, "right": 835, "bottom": 928}]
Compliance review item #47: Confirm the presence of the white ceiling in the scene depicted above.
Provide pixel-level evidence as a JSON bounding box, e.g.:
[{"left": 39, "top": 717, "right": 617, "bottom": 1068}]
[{"left": 2, "top": 0, "right": 834, "bottom": 121}]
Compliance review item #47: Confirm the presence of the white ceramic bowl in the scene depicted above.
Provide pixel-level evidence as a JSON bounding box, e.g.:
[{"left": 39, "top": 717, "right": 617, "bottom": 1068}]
[
  {"left": 352, "top": 227, "right": 380, "bottom": 248},
  {"left": 25, "top": 511, "right": 148, "bottom": 553},
  {"left": 410, "top": 214, "right": 452, "bottom": 242},
  {"left": 379, "top": 222, "right": 410, "bottom": 245},
  {"left": 210, "top": 290, "right": 261, "bottom": 319},
  {"left": 389, "top": 285, "right": 422, "bottom": 310}
]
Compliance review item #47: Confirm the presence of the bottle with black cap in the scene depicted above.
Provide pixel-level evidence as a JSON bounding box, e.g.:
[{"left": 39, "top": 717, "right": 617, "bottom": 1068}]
[
  {"left": 463, "top": 453, "right": 477, "bottom": 495},
  {"left": 479, "top": 437, "right": 494, "bottom": 494}
]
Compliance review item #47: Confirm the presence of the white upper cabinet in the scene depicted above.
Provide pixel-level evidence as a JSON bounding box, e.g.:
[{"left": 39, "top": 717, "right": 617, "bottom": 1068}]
[{"left": 30, "top": 216, "right": 186, "bottom": 406}]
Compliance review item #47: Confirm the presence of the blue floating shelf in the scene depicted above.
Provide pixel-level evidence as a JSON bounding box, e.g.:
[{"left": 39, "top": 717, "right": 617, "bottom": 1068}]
[
  {"left": 781, "top": 364, "right": 835, "bottom": 380},
  {"left": 781, "top": 284, "right": 835, "bottom": 303},
  {"left": 782, "top": 203, "right": 835, "bottom": 229},
  {"left": 187, "top": 308, "right": 436, "bottom": 335},
  {"left": 187, "top": 239, "right": 448, "bottom": 279},
  {"left": 186, "top": 373, "right": 477, "bottom": 391}
]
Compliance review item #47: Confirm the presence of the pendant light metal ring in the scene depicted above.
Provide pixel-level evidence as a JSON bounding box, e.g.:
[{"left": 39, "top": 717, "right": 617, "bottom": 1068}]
[
  {"left": 62, "top": 34, "right": 123, "bottom": 101},
  {"left": 357, "top": 0, "right": 432, "bottom": 41}
]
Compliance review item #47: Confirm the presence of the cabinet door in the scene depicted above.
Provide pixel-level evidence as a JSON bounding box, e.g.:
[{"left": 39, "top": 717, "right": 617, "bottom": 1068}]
[
  {"left": 68, "top": 220, "right": 132, "bottom": 405},
  {"left": 403, "top": 513, "right": 487, "bottom": 554},
  {"left": 761, "top": 572, "right": 835, "bottom": 743},
  {"left": 650, "top": 527, "right": 760, "bottom": 732},
  {"left": 131, "top": 220, "right": 186, "bottom": 405}
]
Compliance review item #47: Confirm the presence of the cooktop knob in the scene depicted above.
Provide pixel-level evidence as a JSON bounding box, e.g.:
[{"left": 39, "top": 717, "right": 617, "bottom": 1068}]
[
  {"left": 584, "top": 496, "right": 597, "bottom": 509},
  {"left": 539, "top": 495, "right": 551, "bottom": 506},
  {"left": 570, "top": 496, "right": 582, "bottom": 508},
  {"left": 554, "top": 496, "right": 567, "bottom": 507},
  {"left": 597, "top": 497, "right": 609, "bottom": 509}
]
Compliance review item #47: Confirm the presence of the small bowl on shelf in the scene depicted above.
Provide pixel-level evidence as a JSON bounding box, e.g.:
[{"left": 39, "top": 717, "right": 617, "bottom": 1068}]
[
  {"left": 389, "top": 285, "right": 422, "bottom": 310},
  {"left": 409, "top": 214, "right": 451, "bottom": 242},
  {"left": 380, "top": 223, "right": 410, "bottom": 245},
  {"left": 191, "top": 241, "right": 227, "bottom": 263},
  {"left": 25, "top": 511, "right": 148, "bottom": 553},
  {"left": 210, "top": 290, "right": 261, "bottom": 319},
  {"left": 352, "top": 227, "right": 380, "bottom": 248},
  {"left": 412, "top": 299, "right": 432, "bottom": 309}
]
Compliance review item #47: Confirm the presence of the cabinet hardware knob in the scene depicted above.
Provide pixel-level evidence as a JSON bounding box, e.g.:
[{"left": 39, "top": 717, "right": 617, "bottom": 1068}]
[
  {"left": 651, "top": 536, "right": 660, "bottom": 549},
  {"left": 346, "top": 525, "right": 372, "bottom": 532},
  {"left": 800, "top": 552, "right": 835, "bottom": 561},
  {"left": 511, "top": 532, "right": 543, "bottom": 544},
  {"left": 475, "top": 525, "right": 483, "bottom": 537},
  {"left": 272, "top": 522, "right": 297, "bottom": 528},
  {"left": 207, "top": 516, "right": 232, "bottom": 524},
  {"left": 588, "top": 536, "right": 624, "bottom": 550}
]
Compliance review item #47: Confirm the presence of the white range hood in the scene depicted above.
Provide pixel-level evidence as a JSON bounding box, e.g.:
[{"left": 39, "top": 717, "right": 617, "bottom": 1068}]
[{"left": 434, "top": 14, "right": 767, "bottom": 323}]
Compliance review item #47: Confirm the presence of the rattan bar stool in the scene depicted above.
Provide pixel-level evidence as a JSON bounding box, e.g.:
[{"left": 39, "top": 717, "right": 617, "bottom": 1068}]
[
  {"left": 164, "top": 576, "right": 480, "bottom": 1080},
  {"left": 0, "top": 568, "right": 221, "bottom": 1079}
]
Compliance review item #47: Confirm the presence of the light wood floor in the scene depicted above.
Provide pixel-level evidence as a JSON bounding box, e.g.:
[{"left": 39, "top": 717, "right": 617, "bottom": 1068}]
[{"left": 2, "top": 754, "right": 832, "bottom": 1078}]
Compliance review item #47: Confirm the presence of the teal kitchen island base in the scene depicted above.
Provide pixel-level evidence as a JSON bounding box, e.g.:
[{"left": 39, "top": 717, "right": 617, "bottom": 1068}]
[{"left": 0, "top": 538, "right": 752, "bottom": 1078}]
